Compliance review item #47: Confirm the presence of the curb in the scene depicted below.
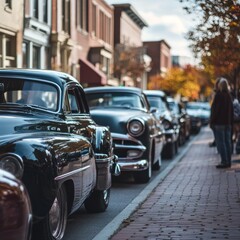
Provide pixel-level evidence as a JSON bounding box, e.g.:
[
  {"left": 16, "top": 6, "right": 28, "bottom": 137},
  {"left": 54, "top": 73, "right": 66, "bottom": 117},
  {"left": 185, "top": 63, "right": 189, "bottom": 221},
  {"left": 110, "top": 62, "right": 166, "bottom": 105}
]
[{"left": 92, "top": 134, "right": 196, "bottom": 240}]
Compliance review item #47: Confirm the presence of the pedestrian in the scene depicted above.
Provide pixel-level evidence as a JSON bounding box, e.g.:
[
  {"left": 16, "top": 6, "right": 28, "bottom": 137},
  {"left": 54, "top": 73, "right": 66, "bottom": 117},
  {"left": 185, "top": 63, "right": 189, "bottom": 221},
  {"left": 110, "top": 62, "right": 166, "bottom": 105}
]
[
  {"left": 210, "top": 77, "right": 234, "bottom": 168},
  {"left": 232, "top": 98, "right": 240, "bottom": 142},
  {"left": 209, "top": 78, "right": 220, "bottom": 147}
]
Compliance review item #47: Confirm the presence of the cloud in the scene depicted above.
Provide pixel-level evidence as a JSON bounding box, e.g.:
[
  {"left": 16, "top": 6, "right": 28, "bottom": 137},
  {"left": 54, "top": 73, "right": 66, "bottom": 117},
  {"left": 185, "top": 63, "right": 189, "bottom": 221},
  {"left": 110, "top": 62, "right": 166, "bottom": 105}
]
[
  {"left": 142, "top": 25, "right": 192, "bottom": 56},
  {"left": 140, "top": 11, "right": 188, "bottom": 35},
  {"left": 105, "top": 0, "right": 194, "bottom": 58}
]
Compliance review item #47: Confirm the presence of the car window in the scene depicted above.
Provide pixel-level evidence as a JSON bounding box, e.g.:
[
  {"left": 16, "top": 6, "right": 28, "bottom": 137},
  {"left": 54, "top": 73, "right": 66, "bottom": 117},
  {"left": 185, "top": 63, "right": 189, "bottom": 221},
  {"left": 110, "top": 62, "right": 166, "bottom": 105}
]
[
  {"left": 0, "top": 78, "right": 58, "bottom": 111},
  {"left": 66, "top": 88, "right": 81, "bottom": 114},
  {"left": 168, "top": 101, "right": 179, "bottom": 114},
  {"left": 186, "top": 103, "right": 201, "bottom": 110},
  {"left": 86, "top": 92, "right": 143, "bottom": 109},
  {"left": 147, "top": 96, "right": 167, "bottom": 112},
  {"left": 65, "top": 86, "right": 88, "bottom": 114}
]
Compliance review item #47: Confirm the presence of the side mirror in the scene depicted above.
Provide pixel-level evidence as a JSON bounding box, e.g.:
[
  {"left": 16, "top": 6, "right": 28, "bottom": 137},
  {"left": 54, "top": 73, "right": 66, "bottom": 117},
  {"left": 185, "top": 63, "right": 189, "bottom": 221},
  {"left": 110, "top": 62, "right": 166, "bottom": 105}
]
[{"left": 150, "top": 107, "right": 157, "bottom": 113}]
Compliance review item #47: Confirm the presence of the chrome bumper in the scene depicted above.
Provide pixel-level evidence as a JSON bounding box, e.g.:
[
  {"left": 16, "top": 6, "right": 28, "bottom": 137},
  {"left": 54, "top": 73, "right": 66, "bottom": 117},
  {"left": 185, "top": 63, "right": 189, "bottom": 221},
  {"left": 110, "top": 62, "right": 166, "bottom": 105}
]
[
  {"left": 118, "top": 159, "right": 148, "bottom": 171},
  {"left": 111, "top": 133, "right": 148, "bottom": 172}
]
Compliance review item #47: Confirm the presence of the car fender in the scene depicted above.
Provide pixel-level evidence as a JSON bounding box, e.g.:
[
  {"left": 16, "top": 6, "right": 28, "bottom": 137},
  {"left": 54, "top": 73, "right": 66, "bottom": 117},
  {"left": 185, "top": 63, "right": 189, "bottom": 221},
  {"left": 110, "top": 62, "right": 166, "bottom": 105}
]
[
  {"left": 92, "top": 126, "right": 113, "bottom": 191},
  {"left": 0, "top": 132, "right": 96, "bottom": 219}
]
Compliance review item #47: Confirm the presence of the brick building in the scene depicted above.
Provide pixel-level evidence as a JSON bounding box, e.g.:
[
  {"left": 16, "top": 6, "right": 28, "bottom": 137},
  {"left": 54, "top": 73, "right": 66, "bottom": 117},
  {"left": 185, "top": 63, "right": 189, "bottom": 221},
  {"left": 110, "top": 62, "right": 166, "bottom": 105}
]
[
  {"left": 112, "top": 3, "right": 148, "bottom": 88},
  {"left": 0, "top": 1, "right": 24, "bottom": 68},
  {"left": 143, "top": 40, "right": 172, "bottom": 83}
]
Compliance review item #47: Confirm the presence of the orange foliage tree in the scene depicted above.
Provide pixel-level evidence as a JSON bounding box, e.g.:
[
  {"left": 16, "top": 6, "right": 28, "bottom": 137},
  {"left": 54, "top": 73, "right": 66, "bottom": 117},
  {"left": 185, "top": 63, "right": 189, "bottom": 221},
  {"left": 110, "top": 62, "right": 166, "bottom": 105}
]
[
  {"left": 148, "top": 65, "right": 212, "bottom": 101},
  {"left": 180, "top": 0, "right": 240, "bottom": 96}
]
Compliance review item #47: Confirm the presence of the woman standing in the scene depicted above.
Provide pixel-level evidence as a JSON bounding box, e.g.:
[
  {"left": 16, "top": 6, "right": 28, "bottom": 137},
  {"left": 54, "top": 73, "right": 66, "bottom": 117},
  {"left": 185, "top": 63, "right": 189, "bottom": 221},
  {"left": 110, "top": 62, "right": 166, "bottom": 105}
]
[{"left": 210, "top": 78, "right": 234, "bottom": 168}]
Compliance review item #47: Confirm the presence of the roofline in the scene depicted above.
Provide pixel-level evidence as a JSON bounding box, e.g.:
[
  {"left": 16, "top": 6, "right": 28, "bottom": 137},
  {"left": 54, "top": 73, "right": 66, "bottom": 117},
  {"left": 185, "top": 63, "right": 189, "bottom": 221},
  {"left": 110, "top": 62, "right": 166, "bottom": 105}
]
[
  {"left": 85, "top": 86, "right": 143, "bottom": 94},
  {"left": 143, "top": 39, "right": 171, "bottom": 49},
  {"left": 112, "top": 3, "right": 148, "bottom": 29}
]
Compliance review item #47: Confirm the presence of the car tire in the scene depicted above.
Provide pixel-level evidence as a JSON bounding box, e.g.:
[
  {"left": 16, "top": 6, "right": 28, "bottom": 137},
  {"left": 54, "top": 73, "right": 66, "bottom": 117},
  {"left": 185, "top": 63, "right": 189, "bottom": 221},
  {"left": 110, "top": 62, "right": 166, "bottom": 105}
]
[
  {"left": 175, "top": 140, "right": 179, "bottom": 153},
  {"left": 153, "top": 156, "right": 161, "bottom": 170},
  {"left": 163, "top": 142, "right": 175, "bottom": 159},
  {"left": 84, "top": 189, "right": 110, "bottom": 213},
  {"left": 33, "top": 185, "right": 68, "bottom": 240}
]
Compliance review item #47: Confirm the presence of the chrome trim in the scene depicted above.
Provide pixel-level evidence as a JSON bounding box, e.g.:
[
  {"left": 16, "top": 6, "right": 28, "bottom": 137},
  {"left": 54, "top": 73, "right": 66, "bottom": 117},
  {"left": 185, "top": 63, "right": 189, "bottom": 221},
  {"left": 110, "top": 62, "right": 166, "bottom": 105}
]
[
  {"left": 114, "top": 144, "right": 146, "bottom": 151},
  {"left": 55, "top": 165, "right": 90, "bottom": 181},
  {"left": 127, "top": 117, "right": 145, "bottom": 137},
  {"left": 118, "top": 159, "right": 148, "bottom": 171},
  {"left": 0, "top": 153, "right": 24, "bottom": 179},
  {"left": 95, "top": 156, "right": 113, "bottom": 163}
]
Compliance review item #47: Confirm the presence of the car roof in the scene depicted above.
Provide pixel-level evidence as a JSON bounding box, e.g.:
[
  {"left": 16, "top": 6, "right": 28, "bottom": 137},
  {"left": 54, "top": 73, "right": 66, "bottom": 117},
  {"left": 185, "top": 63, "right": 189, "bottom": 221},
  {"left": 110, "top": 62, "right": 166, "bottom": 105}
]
[
  {"left": 85, "top": 86, "right": 143, "bottom": 95},
  {"left": 0, "top": 68, "right": 78, "bottom": 86},
  {"left": 143, "top": 90, "right": 166, "bottom": 97}
]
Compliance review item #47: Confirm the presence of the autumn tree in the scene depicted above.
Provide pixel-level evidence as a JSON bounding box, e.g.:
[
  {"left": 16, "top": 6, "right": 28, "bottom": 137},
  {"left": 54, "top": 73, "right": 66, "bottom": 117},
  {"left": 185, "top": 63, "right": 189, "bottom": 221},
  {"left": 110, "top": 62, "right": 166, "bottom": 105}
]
[
  {"left": 179, "top": 0, "right": 240, "bottom": 96},
  {"left": 148, "top": 65, "right": 212, "bottom": 101},
  {"left": 114, "top": 44, "right": 147, "bottom": 86}
]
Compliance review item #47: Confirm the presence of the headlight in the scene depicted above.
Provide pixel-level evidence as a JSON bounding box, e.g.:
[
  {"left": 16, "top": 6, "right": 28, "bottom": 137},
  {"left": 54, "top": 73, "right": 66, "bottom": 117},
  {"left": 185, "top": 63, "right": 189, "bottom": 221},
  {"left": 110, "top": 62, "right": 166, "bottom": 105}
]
[
  {"left": 127, "top": 118, "right": 145, "bottom": 137},
  {"left": 162, "top": 119, "right": 172, "bottom": 130},
  {"left": 0, "top": 154, "right": 23, "bottom": 179}
]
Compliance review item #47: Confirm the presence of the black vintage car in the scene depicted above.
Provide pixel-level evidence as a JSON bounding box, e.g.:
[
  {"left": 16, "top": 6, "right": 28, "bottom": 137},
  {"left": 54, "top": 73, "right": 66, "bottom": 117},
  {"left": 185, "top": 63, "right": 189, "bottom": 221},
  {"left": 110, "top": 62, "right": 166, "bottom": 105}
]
[
  {"left": 85, "top": 86, "right": 165, "bottom": 183},
  {"left": 0, "top": 69, "right": 119, "bottom": 240},
  {"left": 0, "top": 169, "right": 32, "bottom": 240},
  {"left": 144, "top": 90, "right": 180, "bottom": 159},
  {"left": 167, "top": 97, "right": 191, "bottom": 145}
]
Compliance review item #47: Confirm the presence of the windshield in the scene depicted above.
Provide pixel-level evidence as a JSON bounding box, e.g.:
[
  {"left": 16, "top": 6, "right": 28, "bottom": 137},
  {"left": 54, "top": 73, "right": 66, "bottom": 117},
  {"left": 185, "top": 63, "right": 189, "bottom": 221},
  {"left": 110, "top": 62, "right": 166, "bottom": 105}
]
[
  {"left": 186, "top": 102, "right": 210, "bottom": 111},
  {"left": 147, "top": 96, "right": 166, "bottom": 112},
  {"left": 86, "top": 92, "right": 143, "bottom": 109},
  {"left": 168, "top": 101, "right": 179, "bottom": 114},
  {"left": 186, "top": 103, "right": 201, "bottom": 110},
  {"left": 0, "top": 78, "right": 58, "bottom": 111}
]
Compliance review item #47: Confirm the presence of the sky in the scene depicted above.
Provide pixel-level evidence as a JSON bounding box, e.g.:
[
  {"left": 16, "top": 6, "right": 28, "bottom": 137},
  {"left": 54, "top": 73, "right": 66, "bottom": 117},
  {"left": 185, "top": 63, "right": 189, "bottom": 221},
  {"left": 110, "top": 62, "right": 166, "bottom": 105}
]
[{"left": 105, "top": 0, "right": 195, "bottom": 61}]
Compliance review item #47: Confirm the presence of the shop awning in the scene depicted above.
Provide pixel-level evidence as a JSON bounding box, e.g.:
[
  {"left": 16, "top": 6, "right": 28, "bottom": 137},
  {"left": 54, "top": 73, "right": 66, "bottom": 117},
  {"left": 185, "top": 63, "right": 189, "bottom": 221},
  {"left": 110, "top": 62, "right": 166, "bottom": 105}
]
[{"left": 79, "top": 58, "right": 107, "bottom": 87}]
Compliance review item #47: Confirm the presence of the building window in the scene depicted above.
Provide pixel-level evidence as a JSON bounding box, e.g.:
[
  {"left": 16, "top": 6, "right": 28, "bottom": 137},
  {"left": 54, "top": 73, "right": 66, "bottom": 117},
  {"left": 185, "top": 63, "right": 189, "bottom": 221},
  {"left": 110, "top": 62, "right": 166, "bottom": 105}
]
[
  {"left": 62, "top": 0, "right": 71, "bottom": 34},
  {"left": 5, "top": 37, "right": 14, "bottom": 57},
  {"left": 22, "top": 42, "right": 28, "bottom": 68},
  {"left": 92, "top": 3, "right": 97, "bottom": 36},
  {"left": 32, "top": 45, "right": 40, "bottom": 69},
  {"left": 45, "top": 47, "right": 49, "bottom": 69},
  {"left": 33, "top": 0, "right": 39, "bottom": 19},
  {"left": 5, "top": 0, "right": 12, "bottom": 9},
  {"left": 100, "top": 55, "right": 110, "bottom": 76},
  {"left": 106, "top": 16, "right": 111, "bottom": 44},
  {"left": 43, "top": 0, "right": 48, "bottom": 23},
  {"left": 77, "top": 0, "right": 88, "bottom": 31},
  {"left": 99, "top": 11, "right": 104, "bottom": 40},
  {"left": 0, "top": 34, "right": 16, "bottom": 67}
]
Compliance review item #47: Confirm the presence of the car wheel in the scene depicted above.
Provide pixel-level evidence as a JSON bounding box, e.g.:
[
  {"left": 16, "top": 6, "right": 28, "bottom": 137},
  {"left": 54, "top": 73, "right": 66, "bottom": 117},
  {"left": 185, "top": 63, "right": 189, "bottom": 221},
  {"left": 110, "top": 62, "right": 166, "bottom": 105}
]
[
  {"left": 134, "top": 159, "right": 152, "bottom": 183},
  {"left": 163, "top": 142, "right": 175, "bottom": 159},
  {"left": 153, "top": 156, "right": 161, "bottom": 170},
  {"left": 175, "top": 140, "right": 179, "bottom": 153},
  {"left": 33, "top": 186, "right": 68, "bottom": 240},
  {"left": 84, "top": 188, "right": 110, "bottom": 213}
]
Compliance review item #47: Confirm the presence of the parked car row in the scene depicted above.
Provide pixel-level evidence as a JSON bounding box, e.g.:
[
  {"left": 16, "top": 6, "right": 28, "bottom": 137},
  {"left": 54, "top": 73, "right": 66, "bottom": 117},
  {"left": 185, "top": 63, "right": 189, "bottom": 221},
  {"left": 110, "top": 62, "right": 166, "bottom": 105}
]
[
  {"left": 0, "top": 69, "right": 120, "bottom": 240},
  {"left": 85, "top": 87, "right": 165, "bottom": 183},
  {"left": 0, "top": 69, "right": 207, "bottom": 240},
  {"left": 185, "top": 101, "right": 211, "bottom": 133},
  {"left": 144, "top": 90, "right": 180, "bottom": 159}
]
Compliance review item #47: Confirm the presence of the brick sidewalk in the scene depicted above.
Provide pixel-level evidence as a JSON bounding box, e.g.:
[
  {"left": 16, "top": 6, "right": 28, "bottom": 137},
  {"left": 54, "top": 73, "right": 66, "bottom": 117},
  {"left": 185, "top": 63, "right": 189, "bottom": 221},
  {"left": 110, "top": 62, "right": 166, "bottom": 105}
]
[{"left": 110, "top": 127, "right": 240, "bottom": 240}]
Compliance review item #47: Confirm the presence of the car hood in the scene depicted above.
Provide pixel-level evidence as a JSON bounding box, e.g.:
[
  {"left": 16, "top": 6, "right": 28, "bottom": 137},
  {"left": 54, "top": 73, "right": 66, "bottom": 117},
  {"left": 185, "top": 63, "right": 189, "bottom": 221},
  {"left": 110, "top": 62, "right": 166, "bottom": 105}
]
[
  {"left": 90, "top": 108, "right": 148, "bottom": 134},
  {"left": 0, "top": 113, "right": 65, "bottom": 137}
]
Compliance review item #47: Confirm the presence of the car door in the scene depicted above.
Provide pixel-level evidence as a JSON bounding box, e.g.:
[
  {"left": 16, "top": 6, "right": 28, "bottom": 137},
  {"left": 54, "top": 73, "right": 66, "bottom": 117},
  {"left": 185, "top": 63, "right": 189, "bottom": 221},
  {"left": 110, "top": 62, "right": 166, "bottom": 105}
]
[{"left": 64, "top": 84, "right": 97, "bottom": 201}]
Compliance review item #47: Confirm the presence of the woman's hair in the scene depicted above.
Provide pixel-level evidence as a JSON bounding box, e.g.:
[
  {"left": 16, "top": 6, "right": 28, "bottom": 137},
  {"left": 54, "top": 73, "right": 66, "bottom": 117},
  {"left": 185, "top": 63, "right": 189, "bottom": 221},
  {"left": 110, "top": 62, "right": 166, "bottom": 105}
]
[
  {"left": 218, "top": 78, "right": 229, "bottom": 92},
  {"left": 214, "top": 78, "right": 221, "bottom": 92}
]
